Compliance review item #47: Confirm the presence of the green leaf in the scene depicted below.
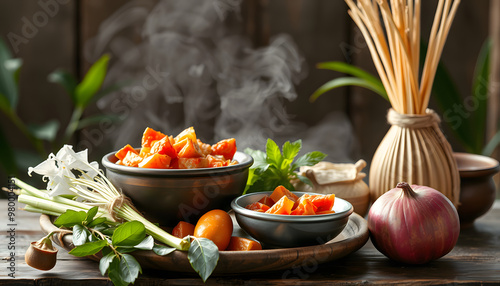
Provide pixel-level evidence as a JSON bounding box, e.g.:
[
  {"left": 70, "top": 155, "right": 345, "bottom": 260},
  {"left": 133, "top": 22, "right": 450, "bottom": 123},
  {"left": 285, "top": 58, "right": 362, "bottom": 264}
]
[
  {"left": 281, "top": 140, "right": 301, "bottom": 170},
  {"left": 5, "top": 58, "right": 22, "bottom": 84},
  {"left": 72, "top": 224, "right": 91, "bottom": 246},
  {"left": 108, "top": 256, "right": 129, "bottom": 286},
  {"left": 188, "top": 237, "right": 219, "bottom": 282},
  {"left": 470, "top": 39, "right": 491, "bottom": 153},
  {"left": 69, "top": 239, "right": 107, "bottom": 257},
  {"left": 291, "top": 151, "right": 327, "bottom": 171},
  {"left": 317, "top": 61, "right": 385, "bottom": 90},
  {"left": 0, "top": 126, "right": 17, "bottom": 174},
  {"left": 296, "top": 174, "right": 313, "bottom": 187},
  {"left": 311, "top": 77, "right": 389, "bottom": 103},
  {"left": 244, "top": 148, "right": 269, "bottom": 170},
  {"left": 265, "top": 139, "right": 282, "bottom": 167},
  {"left": 99, "top": 249, "right": 115, "bottom": 276},
  {"left": 153, "top": 244, "right": 176, "bottom": 256},
  {"left": 112, "top": 221, "right": 146, "bottom": 247},
  {"left": 27, "top": 120, "right": 60, "bottom": 141},
  {"left": 133, "top": 236, "right": 154, "bottom": 250},
  {"left": 48, "top": 69, "right": 78, "bottom": 102},
  {"left": 0, "top": 38, "right": 18, "bottom": 110},
  {"left": 54, "top": 209, "right": 87, "bottom": 227},
  {"left": 87, "top": 217, "right": 107, "bottom": 228},
  {"left": 74, "top": 54, "right": 110, "bottom": 108},
  {"left": 119, "top": 254, "right": 142, "bottom": 283},
  {"left": 85, "top": 206, "right": 99, "bottom": 225},
  {"left": 482, "top": 130, "right": 500, "bottom": 156}
]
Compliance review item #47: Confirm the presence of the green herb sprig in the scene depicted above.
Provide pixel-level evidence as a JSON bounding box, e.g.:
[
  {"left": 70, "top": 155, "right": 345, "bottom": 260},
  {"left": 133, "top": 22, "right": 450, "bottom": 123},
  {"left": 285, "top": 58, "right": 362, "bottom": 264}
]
[{"left": 244, "top": 139, "right": 327, "bottom": 194}]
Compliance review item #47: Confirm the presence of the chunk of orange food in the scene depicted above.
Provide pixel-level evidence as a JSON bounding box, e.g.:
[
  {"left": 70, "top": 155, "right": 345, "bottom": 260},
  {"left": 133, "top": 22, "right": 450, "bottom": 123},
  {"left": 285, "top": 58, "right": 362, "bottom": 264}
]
[
  {"left": 115, "top": 126, "right": 238, "bottom": 169},
  {"left": 225, "top": 237, "right": 262, "bottom": 251},
  {"left": 141, "top": 127, "right": 166, "bottom": 148},
  {"left": 265, "top": 195, "right": 295, "bottom": 215},
  {"left": 269, "top": 185, "right": 300, "bottom": 204},
  {"left": 245, "top": 202, "right": 270, "bottom": 212},
  {"left": 211, "top": 138, "right": 237, "bottom": 161},
  {"left": 245, "top": 185, "right": 336, "bottom": 216},
  {"left": 138, "top": 153, "right": 171, "bottom": 169},
  {"left": 172, "top": 221, "right": 195, "bottom": 239},
  {"left": 115, "top": 144, "right": 138, "bottom": 161}
]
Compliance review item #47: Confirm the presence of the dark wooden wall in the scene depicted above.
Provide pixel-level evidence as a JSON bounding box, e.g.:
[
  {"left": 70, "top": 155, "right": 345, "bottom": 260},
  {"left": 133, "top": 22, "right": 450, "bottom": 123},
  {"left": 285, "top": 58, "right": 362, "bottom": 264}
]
[{"left": 0, "top": 0, "right": 497, "bottom": 190}]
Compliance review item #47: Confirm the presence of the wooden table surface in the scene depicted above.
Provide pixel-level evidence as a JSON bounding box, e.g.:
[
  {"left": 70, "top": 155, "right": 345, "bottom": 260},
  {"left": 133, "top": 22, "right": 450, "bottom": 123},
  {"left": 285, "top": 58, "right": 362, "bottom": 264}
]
[{"left": 1, "top": 199, "right": 499, "bottom": 285}]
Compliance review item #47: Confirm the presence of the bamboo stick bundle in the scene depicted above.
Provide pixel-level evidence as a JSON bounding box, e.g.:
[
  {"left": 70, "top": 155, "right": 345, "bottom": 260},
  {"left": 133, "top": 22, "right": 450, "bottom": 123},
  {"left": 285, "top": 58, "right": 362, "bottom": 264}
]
[{"left": 345, "top": 0, "right": 462, "bottom": 205}]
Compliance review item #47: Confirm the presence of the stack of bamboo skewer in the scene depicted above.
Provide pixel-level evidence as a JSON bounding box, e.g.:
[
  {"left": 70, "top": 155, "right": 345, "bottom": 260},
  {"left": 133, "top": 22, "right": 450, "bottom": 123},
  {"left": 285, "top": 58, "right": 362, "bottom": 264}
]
[
  {"left": 346, "top": 0, "right": 462, "bottom": 205},
  {"left": 345, "top": 0, "right": 460, "bottom": 114}
]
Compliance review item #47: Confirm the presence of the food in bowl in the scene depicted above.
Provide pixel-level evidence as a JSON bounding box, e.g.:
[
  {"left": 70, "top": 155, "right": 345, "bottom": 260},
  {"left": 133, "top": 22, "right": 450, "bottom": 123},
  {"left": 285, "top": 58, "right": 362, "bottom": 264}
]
[
  {"left": 231, "top": 192, "right": 353, "bottom": 248},
  {"left": 245, "top": 185, "right": 336, "bottom": 215},
  {"left": 102, "top": 149, "right": 253, "bottom": 226},
  {"left": 115, "top": 127, "right": 237, "bottom": 169}
]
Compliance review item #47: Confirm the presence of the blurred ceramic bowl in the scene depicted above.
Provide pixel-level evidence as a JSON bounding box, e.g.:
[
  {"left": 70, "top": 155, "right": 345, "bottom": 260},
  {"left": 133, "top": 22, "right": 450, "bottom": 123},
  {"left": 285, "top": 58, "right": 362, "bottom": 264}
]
[
  {"left": 454, "top": 152, "right": 500, "bottom": 226},
  {"left": 231, "top": 192, "right": 353, "bottom": 248},
  {"left": 102, "top": 150, "right": 253, "bottom": 227}
]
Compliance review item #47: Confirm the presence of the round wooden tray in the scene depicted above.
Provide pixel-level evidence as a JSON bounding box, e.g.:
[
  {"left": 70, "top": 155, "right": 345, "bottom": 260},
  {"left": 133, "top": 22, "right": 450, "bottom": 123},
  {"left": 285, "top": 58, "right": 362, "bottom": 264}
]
[{"left": 40, "top": 212, "right": 369, "bottom": 274}]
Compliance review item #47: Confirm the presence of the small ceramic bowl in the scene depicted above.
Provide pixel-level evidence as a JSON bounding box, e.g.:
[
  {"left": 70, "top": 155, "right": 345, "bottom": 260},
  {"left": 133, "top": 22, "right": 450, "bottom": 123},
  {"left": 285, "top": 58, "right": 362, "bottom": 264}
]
[
  {"left": 231, "top": 192, "right": 353, "bottom": 248},
  {"left": 102, "top": 151, "right": 253, "bottom": 227},
  {"left": 454, "top": 152, "right": 500, "bottom": 226}
]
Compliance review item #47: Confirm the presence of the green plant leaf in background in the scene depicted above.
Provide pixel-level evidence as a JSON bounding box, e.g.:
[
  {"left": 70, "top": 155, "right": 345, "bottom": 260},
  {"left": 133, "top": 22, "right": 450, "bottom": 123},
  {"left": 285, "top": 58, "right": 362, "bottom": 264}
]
[
  {"left": 471, "top": 39, "right": 491, "bottom": 153},
  {"left": 48, "top": 69, "right": 78, "bottom": 103},
  {"left": 27, "top": 120, "right": 60, "bottom": 141},
  {"left": 5, "top": 58, "right": 23, "bottom": 84},
  {"left": 0, "top": 38, "right": 19, "bottom": 110},
  {"left": 310, "top": 61, "right": 388, "bottom": 102},
  {"left": 75, "top": 54, "right": 110, "bottom": 108}
]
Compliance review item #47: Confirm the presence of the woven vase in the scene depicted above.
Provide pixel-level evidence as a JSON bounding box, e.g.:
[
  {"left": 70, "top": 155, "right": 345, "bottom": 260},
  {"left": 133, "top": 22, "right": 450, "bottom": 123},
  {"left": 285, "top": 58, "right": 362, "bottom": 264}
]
[{"left": 369, "top": 108, "right": 460, "bottom": 206}]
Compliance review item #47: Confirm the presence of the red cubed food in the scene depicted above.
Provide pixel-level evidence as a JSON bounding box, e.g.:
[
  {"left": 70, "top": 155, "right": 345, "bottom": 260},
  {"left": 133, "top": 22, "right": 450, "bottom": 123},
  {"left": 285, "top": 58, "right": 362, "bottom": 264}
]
[
  {"left": 115, "top": 144, "right": 138, "bottom": 161},
  {"left": 177, "top": 138, "right": 203, "bottom": 158},
  {"left": 138, "top": 153, "right": 171, "bottom": 169},
  {"left": 265, "top": 195, "right": 295, "bottom": 215},
  {"left": 151, "top": 136, "right": 177, "bottom": 159},
  {"left": 269, "top": 185, "right": 299, "bottom": 204},
  {"left": 257, "top": 195, "right": 275, "bottom": 207},
  {"left": 122, "top": 151, "right": 143, "bottom": 167},
  {"left": 177, "top": 157, "right": 208, "bottom": 169},
  {"left": 245, "top": 202, "right": 270, "bottom": 212},
  {"left": 211, "top": 138, "right": 237, "bottom": 161},
  {"left": 141, "top": 127, "right": 166, "bottom": 148}
]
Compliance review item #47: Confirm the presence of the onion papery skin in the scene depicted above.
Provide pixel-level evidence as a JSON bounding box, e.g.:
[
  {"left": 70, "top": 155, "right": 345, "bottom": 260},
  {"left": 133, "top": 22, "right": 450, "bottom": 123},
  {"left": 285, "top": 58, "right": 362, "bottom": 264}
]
[{"left": 368, "top": 183, "right": 460, "bottom": 264}]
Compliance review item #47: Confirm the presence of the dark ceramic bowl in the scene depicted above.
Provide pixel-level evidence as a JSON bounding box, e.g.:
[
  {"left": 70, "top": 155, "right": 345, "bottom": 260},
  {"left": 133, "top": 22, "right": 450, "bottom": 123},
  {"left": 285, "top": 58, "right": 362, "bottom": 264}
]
[
  {"left": 102, "top": 151, "right": 253, "bottom": 227},
  {"left": 454, "top": 152, "right": 500, "bottom": 226},
  {"left": 231, "top": 192, "right": 353, "bottom": 248}
]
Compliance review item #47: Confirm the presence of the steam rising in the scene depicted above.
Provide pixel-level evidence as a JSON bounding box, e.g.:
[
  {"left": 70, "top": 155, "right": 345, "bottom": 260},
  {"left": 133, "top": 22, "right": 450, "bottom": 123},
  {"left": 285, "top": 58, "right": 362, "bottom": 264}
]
[{"left": 87, "top": 0, "right": 355, "bottom": 161}]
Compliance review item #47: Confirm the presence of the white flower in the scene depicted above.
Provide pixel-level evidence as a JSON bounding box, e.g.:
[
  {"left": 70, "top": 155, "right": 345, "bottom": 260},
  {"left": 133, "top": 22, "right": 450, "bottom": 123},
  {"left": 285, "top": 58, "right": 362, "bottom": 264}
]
[{"left": 28, "top": 145, "right": 100, "bottom": 197}]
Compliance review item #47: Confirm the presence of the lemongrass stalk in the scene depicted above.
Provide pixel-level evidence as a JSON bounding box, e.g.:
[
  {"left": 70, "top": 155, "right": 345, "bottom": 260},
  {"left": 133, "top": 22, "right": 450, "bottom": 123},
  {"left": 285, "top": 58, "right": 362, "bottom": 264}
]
[
  {"left": 15, "top": 178, "right": 99, "bottom": 212},
  {"left": 115, "top": 205, "right": 190, "bottom": 251},
  {"left": 23, "top": 205, "right": 63, "bottom": 217},
  {"left": 18, "top": 194, "right": 88, "bottom": 214}
]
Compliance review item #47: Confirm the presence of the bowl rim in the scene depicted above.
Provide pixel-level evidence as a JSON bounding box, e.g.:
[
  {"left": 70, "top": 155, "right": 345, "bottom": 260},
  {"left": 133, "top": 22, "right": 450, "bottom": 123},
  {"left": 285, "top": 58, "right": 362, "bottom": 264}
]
[
  {"left": 102, "top": 150, "right": 253, "bottom": 176},
  {"left": 453, "top": 152, "right": 500, "bottom": 176},
  {"left": 231, "top": 191, "right": 353, "bottom": 223}
]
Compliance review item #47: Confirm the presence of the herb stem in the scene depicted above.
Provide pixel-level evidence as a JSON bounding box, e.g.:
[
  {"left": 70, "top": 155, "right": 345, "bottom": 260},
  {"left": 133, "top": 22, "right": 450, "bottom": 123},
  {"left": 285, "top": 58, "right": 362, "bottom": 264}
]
[{"left": 115, "top": 205, "right": 190, "bottom": 251}]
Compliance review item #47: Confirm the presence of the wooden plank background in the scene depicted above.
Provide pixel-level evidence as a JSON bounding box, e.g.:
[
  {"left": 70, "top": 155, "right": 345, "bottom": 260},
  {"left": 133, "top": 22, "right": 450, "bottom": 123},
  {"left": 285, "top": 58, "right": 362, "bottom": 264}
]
[{"left": 0, "top": 0, "right": 498, "bottom": 193}]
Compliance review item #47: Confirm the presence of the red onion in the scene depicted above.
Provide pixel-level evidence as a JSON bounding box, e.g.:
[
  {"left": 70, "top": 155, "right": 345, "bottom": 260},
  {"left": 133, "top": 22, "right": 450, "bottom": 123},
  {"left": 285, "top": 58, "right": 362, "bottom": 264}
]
[{"left": 368, "top": 182, "right": 460, "bottom": 264}]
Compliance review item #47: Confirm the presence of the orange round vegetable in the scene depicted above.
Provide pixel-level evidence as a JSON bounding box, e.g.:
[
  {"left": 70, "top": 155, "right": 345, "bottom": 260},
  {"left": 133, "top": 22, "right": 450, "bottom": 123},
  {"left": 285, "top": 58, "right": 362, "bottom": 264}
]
[{"left": 194, "top": 209, "right": 233, "bottom": 251}]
